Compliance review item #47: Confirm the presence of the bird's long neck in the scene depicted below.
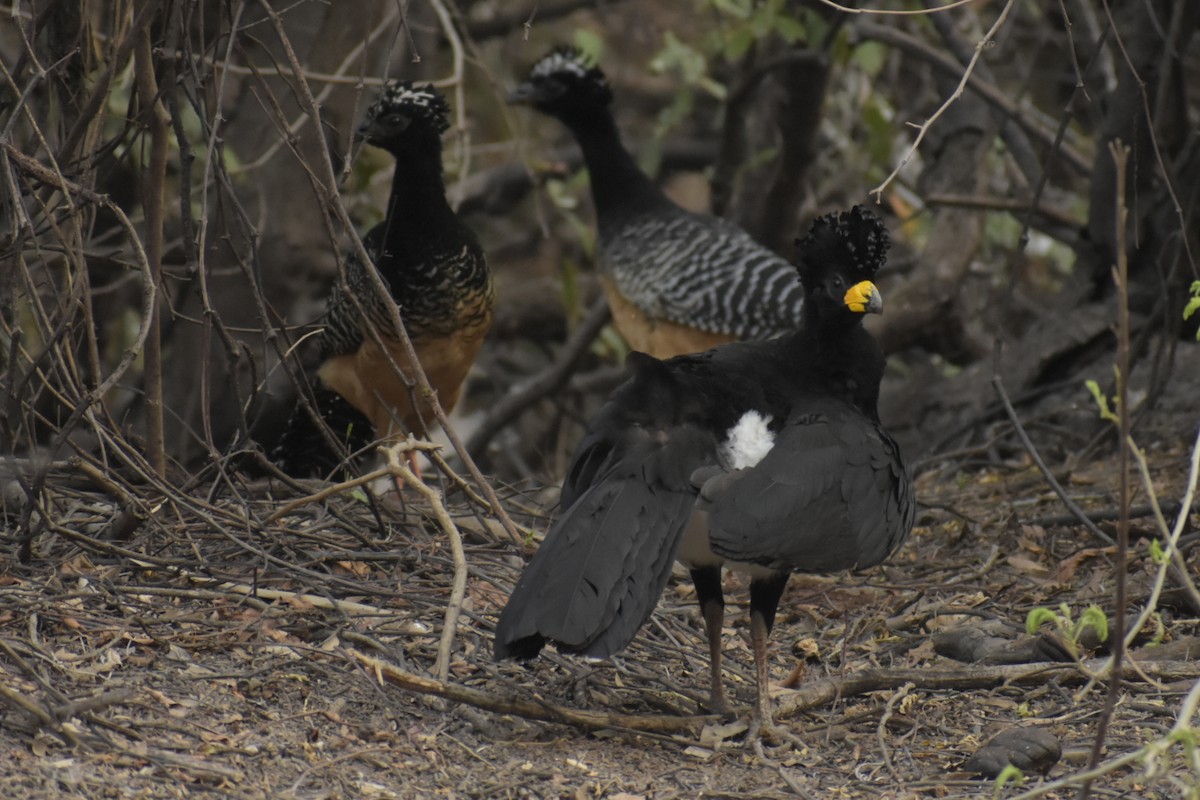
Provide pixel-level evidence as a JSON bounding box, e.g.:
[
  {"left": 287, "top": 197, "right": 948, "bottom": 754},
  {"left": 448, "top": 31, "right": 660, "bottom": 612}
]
[
  {"left": 786, "top": 320, "right": 884, "bottom": 420},
  {"left": 561, "top": 110, "right": 674, "bottom": 227},
  {"left": 382, "top": 150, "right": 457, "bottom": 233}
]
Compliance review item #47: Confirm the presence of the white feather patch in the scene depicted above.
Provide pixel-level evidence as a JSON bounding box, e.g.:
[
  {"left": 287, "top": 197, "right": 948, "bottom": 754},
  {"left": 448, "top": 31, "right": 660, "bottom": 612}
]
[
  {"left": 381, "top": 84, "right": 439, "bottom": 109},
  {"left": 531, "top": 50, "right": 590, "bottom": 80},
  {"left": 720, "top": 410, "right": 775, "bottom": 470}
]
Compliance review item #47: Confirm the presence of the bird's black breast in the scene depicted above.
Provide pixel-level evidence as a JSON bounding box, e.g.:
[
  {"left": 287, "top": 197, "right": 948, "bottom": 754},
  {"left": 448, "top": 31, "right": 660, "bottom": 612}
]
[{"left": 699, "top": 397, "right": 914, "bottom": 573}]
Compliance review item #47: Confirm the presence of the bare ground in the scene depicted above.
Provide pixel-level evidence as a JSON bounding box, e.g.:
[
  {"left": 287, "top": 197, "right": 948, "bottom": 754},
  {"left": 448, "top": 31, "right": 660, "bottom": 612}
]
[{"left": 1, "top": 417, "right": 1198, "bottom": 800}]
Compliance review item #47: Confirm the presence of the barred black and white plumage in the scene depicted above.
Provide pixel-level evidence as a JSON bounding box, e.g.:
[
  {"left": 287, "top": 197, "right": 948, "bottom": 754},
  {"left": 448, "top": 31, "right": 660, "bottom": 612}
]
[
  {"left": 510, "top": 47, "right": 804, "bottom": 354},
  {"left": 273, "top": 82, "right": 494, "bottom": 478},
  {"left": 603, "top": 215, "right": 805, "bottom": 341},
  {"left": 320, "top": 240, "right": 491, "bottom": 356}
]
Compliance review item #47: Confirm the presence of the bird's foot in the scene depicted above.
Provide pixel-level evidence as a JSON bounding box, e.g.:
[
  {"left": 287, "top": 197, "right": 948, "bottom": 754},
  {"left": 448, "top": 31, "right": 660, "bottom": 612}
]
[
  {"left": 746, "top": 713, "right": 775, "bottom": 745},
  {"left": 748, "top": 725, "right": 804, "bottom": 764},
  {"left": 705, "top": 690, "right": 736, "bottom": 717},
  {"left": 745, "top": 711, "right": 803, "bottom": 754}
]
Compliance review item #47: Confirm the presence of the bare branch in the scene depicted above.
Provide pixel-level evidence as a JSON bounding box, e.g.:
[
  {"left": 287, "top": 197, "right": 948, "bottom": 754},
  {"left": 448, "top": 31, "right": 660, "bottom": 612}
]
[
  {"left": 869, "top": 0, "right": 1019, "bottom": 201},
  {"left": 133, "top": 14, "right": 169, "bottom": 477}
]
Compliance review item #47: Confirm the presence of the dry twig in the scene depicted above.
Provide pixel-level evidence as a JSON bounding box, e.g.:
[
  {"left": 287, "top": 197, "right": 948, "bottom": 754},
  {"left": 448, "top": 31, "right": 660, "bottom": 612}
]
[
  {"left": 351, "top": 648, "right": 1200, "bottom": 738},
  {"left": 869, "top": 0, "right": 1018, "bottom": 200},
  {"left": 350, "top": 649, "right": 712, "bottom": 736},
  {"left": 380, "top": 441, "right": 469, "bottom": 682},
  {"left": 991, "top": 361, "right": 1115, "bottom": 547},
  {"left": 1081, "top": 140, "right": 1133, "bottom": 799}
]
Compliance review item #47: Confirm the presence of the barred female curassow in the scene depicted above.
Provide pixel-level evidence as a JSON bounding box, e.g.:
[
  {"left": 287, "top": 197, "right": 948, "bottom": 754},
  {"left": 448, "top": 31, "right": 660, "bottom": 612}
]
[
  {"left": 494, "top": 206, "right": 914, "bottom": 737},
  {"left": 509, "top": 47, "right": 805, "bottom": 358},
  {"left": 273, "top": 83, "right": 494, "bottom": 478}
]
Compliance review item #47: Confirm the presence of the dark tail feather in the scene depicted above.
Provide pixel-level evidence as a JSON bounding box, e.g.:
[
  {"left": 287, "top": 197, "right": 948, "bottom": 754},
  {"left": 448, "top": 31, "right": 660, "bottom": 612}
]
[
  {"left": 494, "top": 476, "right": 695, "bottom": 660},
  {"left": 272, "top": 383, "right": 374, "bottom": 478},
  {"left": 495, "top": 428, "right": 713, "bottom": 661}
]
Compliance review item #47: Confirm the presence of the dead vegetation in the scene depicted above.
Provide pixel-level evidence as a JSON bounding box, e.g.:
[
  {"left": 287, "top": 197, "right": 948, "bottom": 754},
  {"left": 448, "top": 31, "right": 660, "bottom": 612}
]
[{"left": 0, "top": 443, "right": 1198, "bottom": 799}]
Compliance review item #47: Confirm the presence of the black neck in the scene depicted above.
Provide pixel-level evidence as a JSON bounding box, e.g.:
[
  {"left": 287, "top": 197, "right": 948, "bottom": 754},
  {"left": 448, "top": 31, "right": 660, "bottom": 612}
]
[
  {"left": 386, "top": 148, "right": 456, "bottom": 226},
  {"left": 559, "top": 109, "right": 674, "bottom": 226},
  {"left": 786, "top": 319, "right": 884, "bottom": 420},
  {"left": 371, "top": 144, "right": 461, "bottom": 264}
]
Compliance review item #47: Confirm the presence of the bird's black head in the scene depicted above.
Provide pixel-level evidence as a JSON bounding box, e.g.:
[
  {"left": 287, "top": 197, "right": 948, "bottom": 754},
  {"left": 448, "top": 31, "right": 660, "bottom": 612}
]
[
  {"left": 508, "top": 46, "right": 613, "bottom": 119},
  {"left": 357, "top": 82, "right": 450, "bottom": 154},
  {"left": 794, "top": 205, "right": 889, "bottom": 324}
]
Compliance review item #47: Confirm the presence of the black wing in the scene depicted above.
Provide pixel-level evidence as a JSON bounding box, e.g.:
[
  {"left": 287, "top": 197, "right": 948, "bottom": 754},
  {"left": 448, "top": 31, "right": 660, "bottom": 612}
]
[
  {"left": 560, "top": 351, "right": 694, "bottom": 509},
  {"left": 494, "top": 424, "right": 716, "bottom": 660},
  {"left": 272, "top": 383, "right": 375, "bottom": 478},
  {"left": 699, "top": 399, "right": 913, "bottom": 573}
]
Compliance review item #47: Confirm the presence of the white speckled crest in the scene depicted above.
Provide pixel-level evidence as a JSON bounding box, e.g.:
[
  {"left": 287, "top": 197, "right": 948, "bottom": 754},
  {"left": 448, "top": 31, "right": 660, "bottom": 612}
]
[
  {"left": 529, "top": 47, "right": 606, "bottom": 87},
  {"left": 370, "top": 82, "right": 450, "bottom": 133}
]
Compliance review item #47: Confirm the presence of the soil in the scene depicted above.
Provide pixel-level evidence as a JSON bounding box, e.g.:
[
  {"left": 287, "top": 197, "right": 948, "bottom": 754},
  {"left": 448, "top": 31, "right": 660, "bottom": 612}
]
[{"left": 1, "top": 400, "right": 1198, "bottom": 800}]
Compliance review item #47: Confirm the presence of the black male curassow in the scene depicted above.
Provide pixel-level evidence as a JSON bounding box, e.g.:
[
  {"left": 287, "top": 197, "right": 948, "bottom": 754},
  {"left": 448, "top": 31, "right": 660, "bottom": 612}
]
[
  {"left": 273, "top": 82, "right": 494, "bottom": 478},
  {"left": 494, "top": 206, "right": 914, "bottom": 735},
  {"left": 509, "top": 47, "right": 805, "bottom": 359}
]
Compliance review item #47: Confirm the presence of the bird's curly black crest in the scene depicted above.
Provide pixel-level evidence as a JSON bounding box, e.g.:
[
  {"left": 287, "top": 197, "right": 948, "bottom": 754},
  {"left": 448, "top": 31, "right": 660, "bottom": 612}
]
[
  {"left": 794, "top": 205, "right": 890, "bottom": 282},
  {"left": 368, "top": 81, "right": 451, "bottom": 135}
]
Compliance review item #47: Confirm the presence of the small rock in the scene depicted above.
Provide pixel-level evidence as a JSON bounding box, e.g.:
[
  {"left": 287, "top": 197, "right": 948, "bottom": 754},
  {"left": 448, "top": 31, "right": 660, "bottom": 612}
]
[{"left": 963, "top": 726, "right": 1062, "bottom": 777}]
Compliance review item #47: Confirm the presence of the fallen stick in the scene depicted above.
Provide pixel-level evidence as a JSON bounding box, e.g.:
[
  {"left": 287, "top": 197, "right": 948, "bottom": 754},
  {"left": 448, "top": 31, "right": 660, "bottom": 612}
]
[
  {"left": 775, "top": 657, "right": 1200, "bottom": 718},
  {"left": 350, "top": 648, "right": 1200, "bottom": 736},
  {"left": 349, "top": 649, "right": 712, "bottom": 735}
]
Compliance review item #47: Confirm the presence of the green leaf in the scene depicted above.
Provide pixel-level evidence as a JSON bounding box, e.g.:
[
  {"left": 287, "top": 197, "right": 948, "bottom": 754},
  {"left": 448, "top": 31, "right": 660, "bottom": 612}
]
[
  {"left": 725, "top": 27, "right": 757, "bottom": 60},
  {"left": 1077, "top": 605, "right": 1109, "bottom": 643},
  {"left": 1147, "top": 611, "right": 1166, "bottom": 646},
  {"left": 852, "top": 41, "right": 888, "bottom": 77},
  {"left": 1025, "top": 606, "right": 1060, "bottom": 636},
  {"left": 1185, "top": 281, "right": 1200, "bottom": 340},
  {"left": 709, "top": 0, "right": 752, "bottom": 20},
  {"left": 772, "top": 15, "right": 808, "bottom": 43},
  {"left": 545, "top": 178, "right": 579, "bottom": 211},
  {"left": 1085, "top": 380, "right": 1119, "bottom": 423},
  {"left": 1149, "top": 537, "right": 1168, "bottom": 565},
  {"left": 560, "top": 255, "right": 581, "bottom": 327},
  {"left": 993, "top": 764, "right": 1025, "bottom": 796},
  {"left": 651, "top": 32, "right": 709, "bottom": 84},
  {"left": 572, "top": 29, "right": 604, "bottom": 63},
  {"left": 696, "top": 76, "right": 727, "bottom": 101},
  {"left": 1169, "top": 727, "right": 1197, "bottom": 749},
  {"left": 862, "top": 100, "right": 894, "bottom": 164}
]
